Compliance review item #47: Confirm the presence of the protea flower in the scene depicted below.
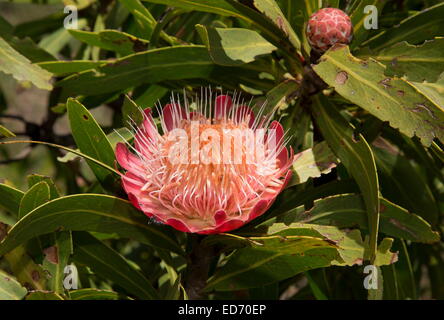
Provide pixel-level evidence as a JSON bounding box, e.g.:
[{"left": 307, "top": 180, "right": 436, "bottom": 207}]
[
  {"left": 306, "top": 8, "right": 353, "bottom": 53},
  {"left": 115, "top": 92, "right": 294, "bottom": 234}
]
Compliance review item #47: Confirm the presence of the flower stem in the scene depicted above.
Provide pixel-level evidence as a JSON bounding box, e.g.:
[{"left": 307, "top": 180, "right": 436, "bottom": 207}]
[{"left": 184, "top": 234, "right": 216, "bottom": 300}]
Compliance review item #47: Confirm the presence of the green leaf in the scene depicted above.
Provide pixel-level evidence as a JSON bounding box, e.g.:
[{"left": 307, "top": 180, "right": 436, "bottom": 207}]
[
  {"left": 26, "top": 291, "right": 64, "bottom": 300},
  {"left": 362, "top": 2, "right": 444, "bottom": 51},
  {"left": 122, "top": 94, "right": 144, "bottom": 128},
  {"left": 290, "top": 141, "right": 338, "bottom": 186},
  {"left": 313, "top": 45, "right": 444, "bottom": 146},
  {"left": 24, "top": 175, "right": 72, "bottom": 295},
  {"left": 350, "top": 0, "right": 386, "bottom": 48},
  {"left": 0, "top": 140, "right": 121, "bottom": 177},
  {"left": 0, "top": 36, "right": 52, "bottom": 90},
  {"left": 3, "top": 245, "right": 48, "bottom": 291},
  {"left": 240, "top": 0, "right": 301, "bottom": 50},
  {"left": 207, "top": 223, "right": 397, "bottom": 291},
  {"left": 141, "top": 0, "right": 242, "bottom": 18},
  {"left": 7, "top": 36, "right": 56, "bottom": 63},
  {"left": 67, "top": 98, "right": 119, "bottom": 189},
  {"left": 264, "top": 79, "right": 299, "bottom": 113},
  {"left": 58, "top": 46, "right": 215, "bottom": 95},
  {"left": 69, "top": 29, "right": 149, "bottom": 56},
  {"left": 272, "top": 194, "right": 440, "bottom": 243},
  {"left": 120, "top": 0, "right": 178, "bottom": 44},
  {"left": 27, "top": 174, "right": 60, "bottom": 200},
  {"left": 196, "top": 25, "right": 276, "bottom": 66},
  {"left": 0, "top": 194, "right": 183, "bottom": 256},
  {"left": 42, "top": 231, "right": 73, "bottom": 294},
  {"left": 72, "top": 231, "right": 159, "bottom": 300},
  {"left": 304, "top": 271, "right": 328, "bottom": 300},
  {"left": 69, "top": 288, "right": 120, "bottom": 300},
  {"left": 373, "top": 138, "right": 440, "bottom": 225},
  {"left": 133, "top": 84, "right": 168, "bottom": 109},
  {"left": 18, "top": 181, "right": 50, "bottom": 219},
  {"left": 367, "top": 265, "right": 383, "bottom": 300},
  {"left": 312, "top": 94, "right": 380, "bottom": 262},
  {"left": 0, "top": 270, "right": 27, "bottom": 300},
  {"left": 205, "top": 241, "right": 338, "bottom": 291},
  {"left": 57, "top": 127, "right": 133, "bottom": 164},
  {"left": 38, "top": 19, "right": 87, "bottom": 56},
  {"left": 408, "top": 73, "right": 444, "bottom": 111},
  {"left": 250, "top": 223, "right": 397, "bottom": 267},
  {"left": 0, "top": 184, "right": 24, "bottom": 216},
  {"left": 297, "top": 0, "right": 320, "bottom": 19},
  {"left": 0, "top": 125, "right": 15, "bottom": 137},
  {"left": 37, "top": 61, "right": 106, "bottom": 76},
  {"left": 143, "top": 0, "right": 300, "bottom": 54},
  {"left": 372, "top": 38, "right": 444, "bottom": 82}
]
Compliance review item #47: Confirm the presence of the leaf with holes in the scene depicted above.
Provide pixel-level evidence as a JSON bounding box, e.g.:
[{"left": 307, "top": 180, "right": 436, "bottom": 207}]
[
  {"left": 371, "top": 38, "right": 444, "bottom": 82},
  {"left": 313, "top": 45, "right": 444, "bottom": 146},
  {"left": 0, "top": 36, "right": 52, "bottom": 90}
]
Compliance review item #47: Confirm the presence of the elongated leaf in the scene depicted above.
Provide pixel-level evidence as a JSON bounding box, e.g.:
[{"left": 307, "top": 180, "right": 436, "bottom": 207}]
[
  {"left": 37, "top": 61, "right": 106, "bottom": 76},
  {"left": 26, "top": 291, "right": 64, "bottom": 300},
  {"left": 0, "top": 194, "right": 182, "bottom": 255},
  {"left": 58, "top": 46, "right": 215, "bottom": 95},
  {"left": 7, "top": 36, "right": 56, "bottom": 63},
  {"left": 304, "top": 270, "right": 328, "bottom": 300},
  {"left": 27, "top": 174, "right": 60, "bottom": 200},
  {"left": 362, "top": 2, "right": 444, "bottom": 51},
  {"left": 3, "top": 245, "right": 48, "bottom": 290},
  {"left": 0, "top": 270, "right": 27, "bottom": 300},
  {"left": 143, "top": 0, "right": 300, "bottom": 54},
  {"left": 196, "top": 25, "right": 276, "bottom": 66},
  {"left": 72, "top": 231, "right": 159, "bottom": 300},
  {"left": 38, "top": 19, "right": 87, "bottom": 56},
  {"left": 142, "top": 0, "right": 240, "bottom": 19},
  {"left": 207, "top": 223, "right": 396, "bottom": 291},
  {"left": 350, "top": 0, "right": 386, "bottom": 48},
  {"left": 0, "top": 184, "right": 24, "bottom": 216},
  {"left": 272, "top": 194, "right": 440, "bottom": 243},
  {"left": 312, "top": 94, "right": 380, "bottom": 262},
  {"left": 372, "top": 38, "right": 444, "bottom": 82},
  {"left": 42, "top": 231, "right": 73, "bottom": 295},
  {"left": 0, "top": 125, "right": 15, "bottom": 138},
  {"left": 67, "top": 98, "right": 119, "bottom": 189},
  {"left": 290, "top": 141, "right": 338, "bottom": 186},
  {"left": 373, "top": 138, "right": 439, "bottom": 225},
  {"left": 122, "top": 94, "right": 144, "bottom": 128},
  {"left": 205, "top": 242, "right": 338, "bottom": 291},
  {"left": 57, "top": 127, "right": 133, "bottom": 163},
  {"left": 264, "top": 79, "right": 299, "bottom": 112},
  {"left": 313, "top": 45, "right": 444, "bottom": 146},
  {"left": 18, "top": 181, "right": 50, "bottom": 219},
  {"left": 25, "top": 175, "right": 72, "bottom": 295},
  {"left": 297, "top": 0, "right": 320, "bottom": 18},
  {"left": 69, "top": 288, "right": 119, "bottom": 300},
  {"left": 120, "top": 0, "right": 177, "bottom": 44},
  {"left": 133, "top": 84, "right": 168, "bottom": 109},
  {"left": 241, "top": 0, "right": 301, "bottom": 50},
  {"left": 0, "top": 36, "right": 52, "bottom": 90},
  {"left": 249, "top": 224, "right": 396, "bottom": 266},
  {"left": 408, "top": 73, "right": 444, "bottom": 111},
  {"left": 69, "top": 30, "right": 149, "bottom": 56}
]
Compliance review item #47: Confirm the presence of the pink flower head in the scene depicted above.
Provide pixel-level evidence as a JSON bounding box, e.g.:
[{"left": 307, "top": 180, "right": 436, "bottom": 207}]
[
  {"left": 306, "top": 8, "right": 353, "bottom": 53},
  {"left": 116, "top": 92, "right": 294, "bottom": 234}
]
